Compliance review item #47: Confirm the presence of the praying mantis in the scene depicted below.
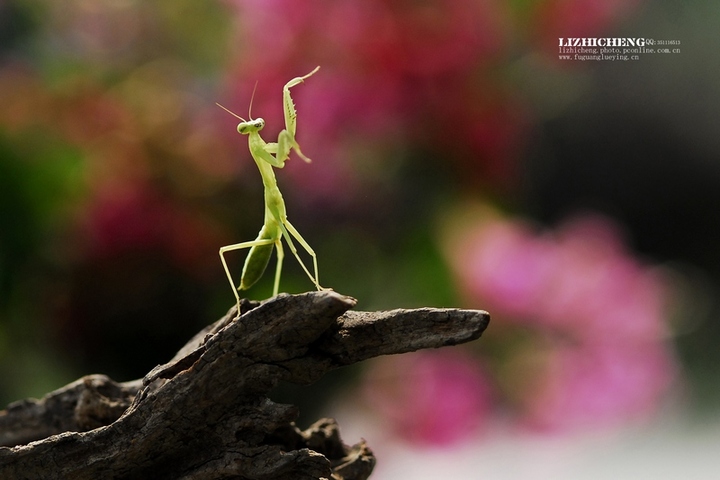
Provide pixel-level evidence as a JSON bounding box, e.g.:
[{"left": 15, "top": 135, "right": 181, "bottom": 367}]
[{"left": 218, "top": 66, "right": 324, "bottom": 315}]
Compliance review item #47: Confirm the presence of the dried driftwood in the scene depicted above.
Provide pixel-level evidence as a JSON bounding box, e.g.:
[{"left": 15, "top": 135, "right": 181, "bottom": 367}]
[{"left": 0, "top": 291, "right": 489, "bottom": 479}]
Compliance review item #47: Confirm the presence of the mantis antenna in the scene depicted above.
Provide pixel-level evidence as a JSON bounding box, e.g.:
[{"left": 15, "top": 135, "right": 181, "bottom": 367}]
[
  {"left": 215, "top": 103, "right": 246, "bottom": 122},
  {"left": 216, "top": 80, "right": 259, "bottom": 122},
  {"left": 248, "top": 80, "right": 258, "bottom": 119}
]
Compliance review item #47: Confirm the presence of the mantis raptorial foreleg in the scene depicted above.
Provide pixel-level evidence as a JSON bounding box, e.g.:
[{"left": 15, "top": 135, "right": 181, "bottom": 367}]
[{"left": 217, "top": 66, "right": 325, "bottom": 317}]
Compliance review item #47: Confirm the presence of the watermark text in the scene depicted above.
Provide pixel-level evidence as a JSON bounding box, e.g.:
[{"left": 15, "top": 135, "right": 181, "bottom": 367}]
[{"left": 557, "top": 38, "right": 681, "bottom": 62}]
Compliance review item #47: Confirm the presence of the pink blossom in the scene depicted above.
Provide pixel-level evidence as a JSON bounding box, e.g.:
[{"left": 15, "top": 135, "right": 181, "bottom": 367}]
[
  {"left": 362, "top": 350, "right": 494, "bottom": 446},
  {"left": 444, "top": 210, "right": 678, "bottom": 431},
  {"left": 520, "top": 342, "right": 676, "bottom": 431},
  {"left": 224, "top": 0, "right": 507, "bottom": 76},
  {"left": 538, "top": 217, "right": 669, "bottom": 342},
  {"left": 449, "top": 214, "right": 670, "bottom": 342},
  {"left": 454, "top": 220, "right": 556, "bottom": 320}
]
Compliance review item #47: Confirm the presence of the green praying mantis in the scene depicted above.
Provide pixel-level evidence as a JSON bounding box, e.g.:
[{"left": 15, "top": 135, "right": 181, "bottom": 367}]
[{"left": 218, "top": 66, "right": 325, "bottom": 315}]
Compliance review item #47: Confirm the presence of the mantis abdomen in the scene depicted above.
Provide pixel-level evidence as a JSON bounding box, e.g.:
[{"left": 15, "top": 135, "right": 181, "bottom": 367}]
[{"left": 240, "top": 224, "right": 277, "bottom": 290}]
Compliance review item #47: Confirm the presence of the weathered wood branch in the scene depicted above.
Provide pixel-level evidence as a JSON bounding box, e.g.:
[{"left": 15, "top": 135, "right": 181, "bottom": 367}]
[{"left": 0, "top": 291, "right": 489, "bottom": 479}]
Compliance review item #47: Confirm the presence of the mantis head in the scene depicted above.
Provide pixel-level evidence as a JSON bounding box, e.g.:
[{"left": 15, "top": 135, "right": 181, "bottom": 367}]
[
  {"left": 237, "top": 118, "right": 265, "bottom": 134},
  {"left": 215, "top": 103, "right": 264, "bottom": 135},
  {"left": 218, "top": 79, "right": 265, "bottom": 136}
]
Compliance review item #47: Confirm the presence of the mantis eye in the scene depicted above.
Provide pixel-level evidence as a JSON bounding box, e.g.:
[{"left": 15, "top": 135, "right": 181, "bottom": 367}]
[{"left": 254, "top": 118, "right": 265, "bottom": 130}]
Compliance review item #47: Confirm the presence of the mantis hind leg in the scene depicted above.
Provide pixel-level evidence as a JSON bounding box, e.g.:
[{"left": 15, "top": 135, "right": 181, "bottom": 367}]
[
  {"left": 278, "top": 218, "right": 323, "bottom": 291},
  {"left": 273, "top": 238, "right": 284, "bottom": 297},
  {"left": 219, "top": 237, "right": 275, "bottom": 317}
]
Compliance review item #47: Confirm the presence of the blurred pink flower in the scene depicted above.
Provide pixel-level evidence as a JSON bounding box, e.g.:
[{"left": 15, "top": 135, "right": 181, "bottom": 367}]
[
  {"left": 82, "top": 183, "right": 223, "bottom": 276},
  {"left": 540, "top": 0, "right": 641, "bottom": 36},
  {"left": 521, "top": 342, "right": 676, "bottom": 431},
  {"left": 224, "top": 0, "right": 507, "bottom": 76},
  {"left": 450, "top": 214, "right": 670, "bottom": 342},
  {"left": 539, "top": 217, "right": 668, "bottom": 342},
  {"left": 421, "top": 86, "right": 531, "bottom": 189},
  {"left": 453, "top": 220, "right": 556, "bottom": 320},
  {"left": 219, "top": 0, "right": 518, "bottom": 198},
  {"left": 363, "top": 350, "right": 494, "bottom": 446},
  {"left": 336, "top": 0, "right": 507, "bottom": 76},
  {"left": 444, "top": 210, "right": 678, "bottom": 431}
]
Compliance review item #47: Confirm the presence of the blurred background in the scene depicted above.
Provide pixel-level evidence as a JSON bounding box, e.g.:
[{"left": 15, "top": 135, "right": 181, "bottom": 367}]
[{"left": 1, "top": 0, "right": 719, "bottom": 477}]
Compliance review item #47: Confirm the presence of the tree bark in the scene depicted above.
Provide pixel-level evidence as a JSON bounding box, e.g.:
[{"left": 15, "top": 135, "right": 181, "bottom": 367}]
[{"left": 0, "top": 291, "right": 489, "bottom": 479}]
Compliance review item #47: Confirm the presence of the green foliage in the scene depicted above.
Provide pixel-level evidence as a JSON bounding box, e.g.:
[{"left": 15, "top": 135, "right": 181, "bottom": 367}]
[{"left": 0, "top": 132, "right": 84, "bottom": 305}]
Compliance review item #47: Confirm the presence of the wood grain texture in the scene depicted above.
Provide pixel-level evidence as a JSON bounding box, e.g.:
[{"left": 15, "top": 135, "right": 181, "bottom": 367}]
[{"left": 0, "top": 291, "right": 489, "bottom": 479}]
